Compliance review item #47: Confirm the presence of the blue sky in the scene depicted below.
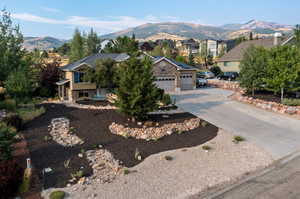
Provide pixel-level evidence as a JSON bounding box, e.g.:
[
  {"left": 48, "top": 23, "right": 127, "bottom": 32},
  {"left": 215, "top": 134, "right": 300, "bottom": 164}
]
[{"left": 1, "top": 0, "right": 299, "bottom": 39}]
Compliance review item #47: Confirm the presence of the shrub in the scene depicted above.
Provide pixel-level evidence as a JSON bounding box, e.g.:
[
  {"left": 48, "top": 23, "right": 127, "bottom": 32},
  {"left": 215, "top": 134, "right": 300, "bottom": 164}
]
[
  {"left": 233, "top": 136, "right": 246, "bottom": 143},
  {"left": 282, "top": 98, "right": 300, "bottom": 106},
  {"left": 201, "top": 121, "right": 208, "bottom": 127},
  {"left": 17, "top": 106, "right": 45, "bottom": 123},
  {"left": 0, "top": 160, "right": 23, "bottom": 198},
  {"left": 3, "top": 113, "right": 23, "bottom": 131},
  {"left": 162, "top": 94, "right": 172, "bottom": 106},
  {"left": 0, "top": 122, "right": 17, "bottom": 161},
  {"left": 209, "top": 66, "right": 222, "bottom": 76},
  {"left": 0, "top": 99, "right": 17, "bottom": 111},
  {"left": 202, "top": 145, "right": 212, "bottom": 151},
  {"left": 70, "top": 170, "right": 84, "bottom": 179},
  {"left": 49, "top": 190, "right": 66, "bottom": 199},
  {"left": 123, "top": 169, "right": 130, "bottom": 175},
  {"left": 164, "top": 155, "right": 173, "bottom": 161}
]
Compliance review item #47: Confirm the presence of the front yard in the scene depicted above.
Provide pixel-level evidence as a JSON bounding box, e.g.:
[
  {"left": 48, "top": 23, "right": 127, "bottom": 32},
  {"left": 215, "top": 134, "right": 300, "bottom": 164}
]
[{"left": 23, "top": 103, "right": 218, "bottom": 189}]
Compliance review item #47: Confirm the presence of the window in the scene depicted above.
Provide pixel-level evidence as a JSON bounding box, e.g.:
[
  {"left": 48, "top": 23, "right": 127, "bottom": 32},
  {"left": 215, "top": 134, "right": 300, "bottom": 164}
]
[
  {"left": 74, "top": 72, "right": 85, "bottom": 83},
  {"left": 79, "top": 91, "right": 89, "bottom": 98},
  {"left": 224, "top": 62, "right": 231, "bottom": 67}
]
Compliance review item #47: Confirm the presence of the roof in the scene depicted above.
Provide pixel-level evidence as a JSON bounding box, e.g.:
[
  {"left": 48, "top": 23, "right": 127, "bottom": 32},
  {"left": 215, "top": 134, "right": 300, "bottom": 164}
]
[
  {"left": 153, "top": 56, "right": 197, "bottom": 71},
  {"left": 60, "top": 53, "right": 130, "bottom": 71},
  {"left": 218, "top": 37, "right": 290, "bottom": 62},
  {"left": 56, "top": 79, "right": 70, "bottom": 85}
]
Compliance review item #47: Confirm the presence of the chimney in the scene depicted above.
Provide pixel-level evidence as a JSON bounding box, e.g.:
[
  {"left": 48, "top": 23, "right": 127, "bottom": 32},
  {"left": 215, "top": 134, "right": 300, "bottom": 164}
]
[{"left": 273, "top": 32, "right": 282, "bottom": 46}]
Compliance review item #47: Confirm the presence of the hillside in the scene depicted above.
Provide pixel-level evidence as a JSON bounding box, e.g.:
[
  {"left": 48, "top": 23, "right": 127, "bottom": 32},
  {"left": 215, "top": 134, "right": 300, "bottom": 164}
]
[
  {"left": 103, "top": 20, "right": 294, "bottom": 40},
  {"left": 23, "top": 36, "right": 67, "bottom": 51}
]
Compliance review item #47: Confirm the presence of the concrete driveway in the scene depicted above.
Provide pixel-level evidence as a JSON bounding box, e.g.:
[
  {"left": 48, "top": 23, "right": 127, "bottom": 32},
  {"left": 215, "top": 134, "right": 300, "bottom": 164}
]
[{"left": 174, "top": 88, "right": 300, "bottom": 160}]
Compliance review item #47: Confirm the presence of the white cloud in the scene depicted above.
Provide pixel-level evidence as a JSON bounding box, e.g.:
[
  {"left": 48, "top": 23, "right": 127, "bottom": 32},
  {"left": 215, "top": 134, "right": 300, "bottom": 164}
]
[
  {"left": 11, "top": 12, "right": 191, "bottom": 34},
  {"left": 41, "top": 7, "right": 61, "bottom": 13}
]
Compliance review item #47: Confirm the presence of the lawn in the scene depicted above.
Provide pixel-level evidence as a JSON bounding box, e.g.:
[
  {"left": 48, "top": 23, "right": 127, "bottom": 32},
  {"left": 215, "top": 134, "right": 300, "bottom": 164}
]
[{"left": 23, "top": 103, "right": 218, "bottom": 189}]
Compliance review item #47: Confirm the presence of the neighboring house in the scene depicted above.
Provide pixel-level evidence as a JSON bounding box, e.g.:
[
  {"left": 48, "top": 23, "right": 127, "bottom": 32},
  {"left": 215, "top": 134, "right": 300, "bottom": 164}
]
[
  {"left": 152, "top": 56, "right": 197, "bottom": 92},
  {"left": 217, "top": 34, "right": 293, "bottom": 72},
  {"left": 139, "top": 41, "right": 154, "bottom": 51},
  {"left": 176, "top": 39, "right": 199, "bottom": 57},
  {"left": 199, "top": 39, "right": 227, "bottom": 58},
  {"left": 57, "top": 53, "right": 197, "bottom": 101},
  {"left": 56, "top": 53, "right": 130, "bottom": 101}
]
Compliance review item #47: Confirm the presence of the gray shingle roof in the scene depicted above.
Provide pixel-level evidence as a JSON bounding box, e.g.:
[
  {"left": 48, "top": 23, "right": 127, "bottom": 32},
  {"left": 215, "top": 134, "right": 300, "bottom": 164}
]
[
  {"left": 60, "top": 53, "right": 129, "bottom": 71},
  {"left": 153, "top": 56, "right": 196, "bottom": 70},
  {"left": 218, "top": 37, "right": 288, "bottom": 62}
]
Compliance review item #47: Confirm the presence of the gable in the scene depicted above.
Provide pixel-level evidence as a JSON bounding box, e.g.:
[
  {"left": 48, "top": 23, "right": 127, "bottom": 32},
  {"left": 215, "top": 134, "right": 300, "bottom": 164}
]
[{"left": 153, "top": 60, "right": 177, "bottom": 76}]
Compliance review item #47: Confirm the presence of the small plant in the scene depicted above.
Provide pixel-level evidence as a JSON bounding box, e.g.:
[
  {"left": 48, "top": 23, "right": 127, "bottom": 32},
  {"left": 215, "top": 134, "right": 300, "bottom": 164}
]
[
  {"left": 0, "top": 99, "right": 17, "bottom": 111},
  {"left": 0, "top": 122, "right": 17, "bottom": 161},
  {"left": 122, "top": 132, "right": 129, "bottom": 139},
  {"left": 123, "top": 169, "right": 130, "bottom": 175},
  {"left": 80, "top": 148, "right": 85, "bottom": 154},
  {"left": 134, "top": 148, "right": 142, "bottom": 160},
  {"left": 69, "top": 127, "right": 76, "bottom": 134},
  {"left": 17, "top": 106, "right": 45, "bottom": 123},
  {"left": 49, "top": 190, "right": 66, "bottom": 199},
  {"left": 282, "top": 98, "right": 300, "bottom": 106},
  {"left": 151, "top": 137, "right": 159, "bottom": 142},
  {"left": 233, "top": 136, "right": 246, "bottom": 144},
  {"left": 44, "top": 135, "right": 51, "bottom": 142},
  {"left": 202, "top": 145, "right": 212, "bottom": 151},
  {"left": 201, "top": 121, "right": 208, "bottom": 127},
  {"left": 70, "top": 170, "right": 84, "bottom": 179},
  {"left": 64, "top": 159, "right": 71, "bottom": 168},
  {"left": 3, "top": 113, "right": 23, "bottom": 131},
  {"left": 177, "top": 130, "right": 184, "bottom": 135},
  {"left": 164, "top": 155, "right": 173, "bottom": 161}
]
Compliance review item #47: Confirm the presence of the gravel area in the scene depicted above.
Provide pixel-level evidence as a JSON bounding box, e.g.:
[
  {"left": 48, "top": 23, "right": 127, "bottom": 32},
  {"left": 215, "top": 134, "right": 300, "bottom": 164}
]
[{"left": 42, "top": 129, "right": 273, "bottom": 199}]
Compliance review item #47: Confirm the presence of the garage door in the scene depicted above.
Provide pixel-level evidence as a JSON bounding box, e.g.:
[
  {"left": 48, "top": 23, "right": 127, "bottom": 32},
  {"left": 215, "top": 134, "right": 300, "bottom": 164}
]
[
  {"left": 180, "top": 74, "right": 194, "bottom": 90},
  {"left": 154, "top": 76, "right": 175, "bottom": 92}
]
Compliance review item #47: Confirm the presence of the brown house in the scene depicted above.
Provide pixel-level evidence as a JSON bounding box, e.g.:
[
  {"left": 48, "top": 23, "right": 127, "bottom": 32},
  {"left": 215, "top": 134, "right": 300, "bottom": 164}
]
[{"left": 57, "top": 53, "right": 197, "bottom": 102}]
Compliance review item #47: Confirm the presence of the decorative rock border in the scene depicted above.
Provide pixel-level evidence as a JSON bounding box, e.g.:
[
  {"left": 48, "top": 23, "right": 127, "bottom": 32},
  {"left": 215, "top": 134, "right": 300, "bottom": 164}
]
[
  {"left": 231, "top": 92, "right": 300, "bottom": 115},
  {"left": 208, "top": 79, "right": 300, "bottom": 116},
  {"left": 85, "top": 149, "right": 123, "bottom": 184},
  {"left": 207, "top": 79, "right": 244, "bottom": 92},
  {"left": 109, "top": 118, "right": 201, "bottom": 140},
  {"left": 64, "top": 102, "right": 116, "bottom": 110},
  {"left": 48, "top": 117, "right": 84, "bottom": 147}
]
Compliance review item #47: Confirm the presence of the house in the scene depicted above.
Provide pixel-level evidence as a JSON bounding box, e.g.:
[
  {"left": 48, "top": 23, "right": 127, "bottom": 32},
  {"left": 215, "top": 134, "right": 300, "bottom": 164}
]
[
  {"left": 217, "top": 34, "right": 293, "bottom": 72},
  {"left": 56, "top": 53, "right": 130, "bottom": 101},
  {"left": 199, "top": 39, "right": 227, "bottom": 58},
  {"left": 176, "top": 39, "right": 199, "bottom": 57},
  {"left": 138, "top": 41, "right": 154, "bottom": 51},
  {"left": 56, "top": 53, "right": 197, "bottom": 101}
]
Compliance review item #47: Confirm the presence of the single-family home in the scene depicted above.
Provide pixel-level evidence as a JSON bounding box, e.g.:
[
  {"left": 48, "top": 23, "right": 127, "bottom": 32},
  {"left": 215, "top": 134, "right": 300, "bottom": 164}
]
[
  {"left": 217, "top": 34, "right": 294, "bottom": 72},
  {"left": 56, "top": 53, "right": 197, "bottom": 102},
  {"left": 199, "top": 39, "right": 227, "bottom": 58},
  {"left": 176, "top": 39, "right": 199, "bottom": 57}
]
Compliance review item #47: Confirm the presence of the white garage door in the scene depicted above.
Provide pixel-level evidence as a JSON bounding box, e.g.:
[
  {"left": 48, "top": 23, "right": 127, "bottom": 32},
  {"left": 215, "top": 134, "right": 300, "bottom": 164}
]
[
  {"left": 154, "top": 76, "right": 175, "bottom": 92},
  {"left": 180, "top": 74, "right": 194, "bottom": 90}
]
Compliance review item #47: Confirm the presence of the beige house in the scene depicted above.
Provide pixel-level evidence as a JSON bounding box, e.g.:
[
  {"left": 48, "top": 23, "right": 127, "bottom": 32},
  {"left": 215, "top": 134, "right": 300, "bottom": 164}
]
[
  {"left": 217, "top": 34, "right": 294, "bottom": 72},
  {"left": 57, "top": 53, "right": 197, "bottom": 102}
]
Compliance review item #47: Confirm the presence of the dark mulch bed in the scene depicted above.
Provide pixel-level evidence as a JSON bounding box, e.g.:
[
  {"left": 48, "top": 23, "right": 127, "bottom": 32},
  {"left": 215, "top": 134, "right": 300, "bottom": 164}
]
[
  {"left": 76, "top": 100, "right": 112, "bottom": 107},
  {"left": 243, "top": 90, "right": 297, "bottom": 104},
  {"left": 22, "top": 104, "right": 218, "bottom": 189}
]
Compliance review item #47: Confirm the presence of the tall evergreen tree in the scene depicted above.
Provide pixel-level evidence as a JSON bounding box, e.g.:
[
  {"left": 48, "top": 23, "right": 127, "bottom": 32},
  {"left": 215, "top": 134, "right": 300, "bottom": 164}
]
[
  {"left": 188, "top": 53, "right": 195, "bottom": 66},
  {"left": 0, "top": 9, "right": 25, "bottom": 84},
  {"left": 239, "top": 46, "right": 269, "bottom": 96},
  {"left": 86, "top": 28, "right": 100, "bottom": 56},
  {"left": 69, "top": 29, "right": 85, "bottom": 62},
  {"left": 103, "top": 36, "right": 138, "bottom": 55},
  {"left": 294, "top": 24, "right": 300, "bottom": 48},
  {"left": 115, "top": 56, "right": 160, "bottom": 121}
]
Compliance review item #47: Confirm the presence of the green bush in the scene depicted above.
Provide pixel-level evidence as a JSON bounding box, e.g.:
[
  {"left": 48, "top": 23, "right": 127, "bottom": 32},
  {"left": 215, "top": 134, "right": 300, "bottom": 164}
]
[
  {"left": 0, "top": 99, "right": 17, "bottom": 111},
  {"left": 17, "top": 106, "right": 45, "bottom": 123},
  {"left": 3, "top": 113, "right": 23, "bottom": 131},
  {"left": 162, "top": 94, "right": 172, "bottom": 105},
  {"left": 282, "top": 98, "right": 300, "bottom": 106},
  {"left": 49, "top": 190, "right": 66, "bottom": 199},
  {"left": 233, "top": 136, "right": 246, "bottom": 144},
  {"left": 209, "top": 66, "right": 222, "bottom": 76},
  {"left": 0, "top": 122, "right": 17, "bottom": 161}
]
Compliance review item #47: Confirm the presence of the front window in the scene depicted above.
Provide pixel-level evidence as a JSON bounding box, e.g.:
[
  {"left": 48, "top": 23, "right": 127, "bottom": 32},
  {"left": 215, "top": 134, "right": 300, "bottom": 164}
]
[{"left": 74, "top": 72, "right": 86, "bottom": 83}]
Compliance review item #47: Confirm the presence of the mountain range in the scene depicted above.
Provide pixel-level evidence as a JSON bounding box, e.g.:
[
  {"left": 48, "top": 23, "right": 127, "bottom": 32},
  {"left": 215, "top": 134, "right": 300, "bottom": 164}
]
[{"left": 23, "top": 20, "right": 294, "bottom": 50}]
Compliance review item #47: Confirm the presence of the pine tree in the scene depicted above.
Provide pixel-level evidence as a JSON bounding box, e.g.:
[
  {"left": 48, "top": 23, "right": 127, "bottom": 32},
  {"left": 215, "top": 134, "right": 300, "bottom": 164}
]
[
  {"left": 115, "top": 56, "right": 160, "bottom": 121},
  {"left": 69, "top": 29, "right": 85, "bottom": 62},
  {"left": 0, "top": 9, "right": 25, "bottom": 83},
  {"left": 188, "top": 53, "right": 195, "bottom": 66},
  {"left": 294, "top": 24, "right": 300, "bottom": 48},
  {"left": 86, "top": 28, "right": 100, "bottom": 56}
]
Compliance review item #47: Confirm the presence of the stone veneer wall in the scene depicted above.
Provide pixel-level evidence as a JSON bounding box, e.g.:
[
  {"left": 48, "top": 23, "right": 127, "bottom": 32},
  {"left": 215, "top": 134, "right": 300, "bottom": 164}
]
[{"left": 208, "top": 79, "right": 300, "bottom": 116}]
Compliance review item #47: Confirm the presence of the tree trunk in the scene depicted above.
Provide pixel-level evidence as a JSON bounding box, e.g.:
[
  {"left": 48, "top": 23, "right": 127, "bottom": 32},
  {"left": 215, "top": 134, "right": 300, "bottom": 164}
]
[{"left": 281, "top": 87, "right": 284, "bottom": 103}]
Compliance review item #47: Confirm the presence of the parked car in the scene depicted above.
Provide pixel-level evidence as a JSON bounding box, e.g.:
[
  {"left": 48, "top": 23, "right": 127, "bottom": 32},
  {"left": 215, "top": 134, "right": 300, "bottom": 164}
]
[
  {"left": 217, "top": 72, "right": 239, "bottom": 81},
  {"left": 196, "top": 77, "right": 208, "bottom": 87},
  {"left": 197, "top": 71, "right": 215, "bottom": 79}
]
